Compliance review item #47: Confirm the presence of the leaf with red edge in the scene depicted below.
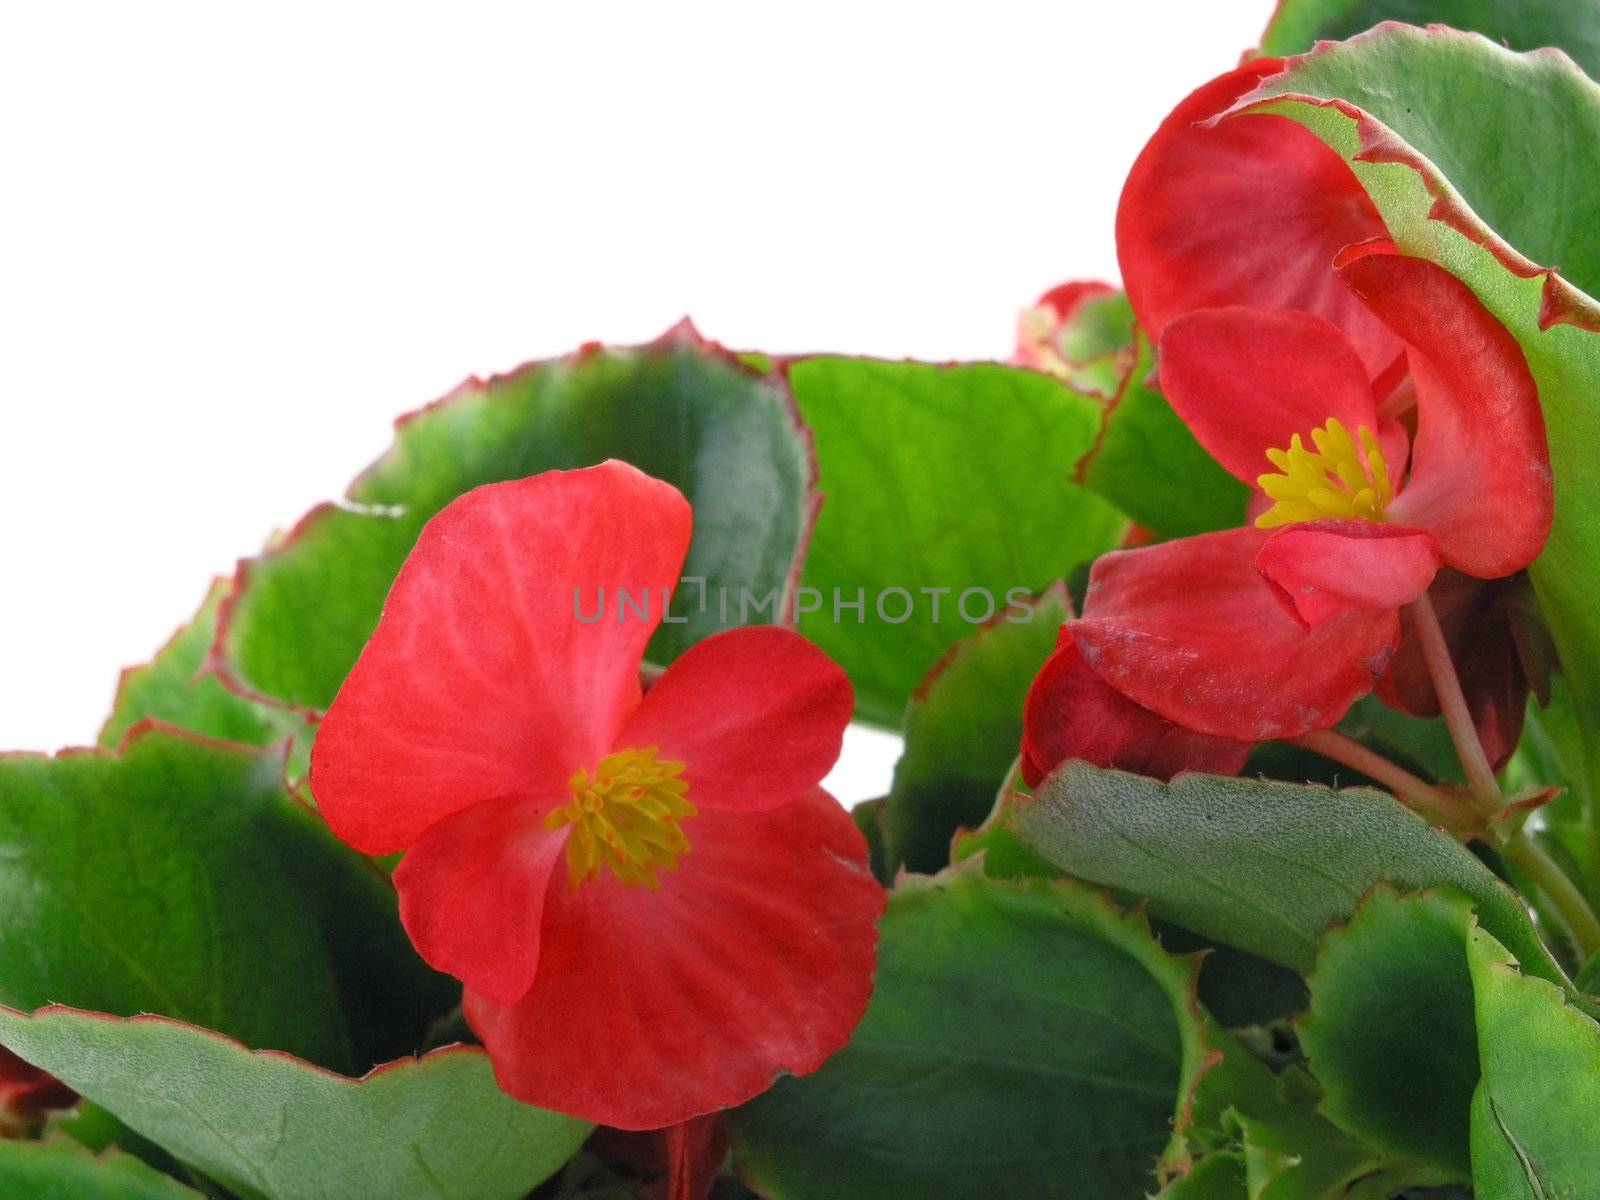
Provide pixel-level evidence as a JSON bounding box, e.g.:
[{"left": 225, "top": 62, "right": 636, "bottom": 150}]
[
  {"left": 214, "top": 324, "right": 815, "bottom": 716},
  {"left": 98, "top": 579, "right": 311, "bottom": 771},
  {"left": 0, "top": 726, "right": 454, "bottom": 1074},
  {"left": 1258, "top": 0, "right": 1600, "bottom": 83},
  {"left": 0, "top": 1006, "right": 590, "bottom": 1200}
]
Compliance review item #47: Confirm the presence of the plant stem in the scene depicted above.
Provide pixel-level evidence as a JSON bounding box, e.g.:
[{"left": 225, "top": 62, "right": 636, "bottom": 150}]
[
  {"left": 1503, "top": 832, "right": 1600, "bottom": 962},
  {"left": 1290, "top": 729, "right": 1468, "bottom": 828},
  {"left": 1407, "top": 592, "right": 1501, "bottom": 810},
  {"left": 1408, "top": 593, "right": 1600, "bottom": 963}
]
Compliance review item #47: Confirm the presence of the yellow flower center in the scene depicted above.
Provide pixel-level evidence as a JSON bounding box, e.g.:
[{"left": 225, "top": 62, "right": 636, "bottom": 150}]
[
  {"left": 1255, "top": 417, "right": 1393, "bottom": 529},
  {"left": 544, "top": 746, "right": 695, "bottom": 889}
]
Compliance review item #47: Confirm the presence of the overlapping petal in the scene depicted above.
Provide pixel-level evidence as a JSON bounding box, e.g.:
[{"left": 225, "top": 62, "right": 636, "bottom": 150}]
[
  {"left": 311, "top": 462, "right": 692, "bottom": 854},
  {"left": 392, "top": 795, "right": 568, "bottom": 1006},
  {"left": 1339, "top": 252, "right": 1553, "bottom": 578},
  {"left": 1256, "top": 520, "right": 1442, "bottom": 628},
  {"left": 619, "top": 625, "right": 853, "bottom": 812},
  {"left": 1072, "top": 528, "right": 1399, "bottom": 741},
  {"left": 1158, "top": 307, "right": 1392, "bottom": 486},
  {"left": 464, "top": 789, "right": 883, "bottom": 1130},
  {"left": 1021, "top": 629, "right": 1250, "bottom": 787},
  {"left": 1117, "top": 60, "right": 1401, "bottom": 376}
]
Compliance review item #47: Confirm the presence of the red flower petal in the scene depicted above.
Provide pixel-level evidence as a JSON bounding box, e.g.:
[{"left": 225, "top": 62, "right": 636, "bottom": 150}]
[
  {"left": 1256, "top": 520, "right": 1442, "bottom": 628},
  {"left": 1158, "top": 306, "right": 1390, "bottom": 485},
  {"left": 392, "top": 795, "right": 567, "bottom": 1006},
  {"left": 1020, "top": 629, "right": 1251, "bottom": 787},
  {"left": 311, "top": 462, "right": 692, "bottom": 855},
  {"left": 1340, "top": 252, "right": 1553, "bottom": 578},
  {"left": 1116, "top": 61, "right": 1401, "bottom": 376},
  {"left": 1073, "top": 527, "right": 1399, "bottom": 741},
  {"left": 0, "top": 1048, "right": 75, "bottom": 1120},
  {"left": 463, "top": 789, "right": 883, "bottom": 1130},
  {"left": 1378, "top": 571, "right": 1537, "bottom": 771},
  {"left": 618, "top": 626, "right": 853, "bottom": 812}
]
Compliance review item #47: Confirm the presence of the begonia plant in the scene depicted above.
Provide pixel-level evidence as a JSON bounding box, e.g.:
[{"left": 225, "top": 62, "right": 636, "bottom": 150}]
[{"left": 5, "top": 3, "right": 1600, "bottom": 1198}]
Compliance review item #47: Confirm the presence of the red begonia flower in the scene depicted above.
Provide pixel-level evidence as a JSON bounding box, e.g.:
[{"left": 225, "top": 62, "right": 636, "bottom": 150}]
[
  {"left": 1046, "top": 252, "right": 1550, "bottom": 746},
  {"left": 1161, "top": 251, "right": 1550, "bottom": 623},
  {"left": 310, "top": 461, "right": 883, "bottom": 1130},
  {"left": 1116, "top": 59, "right": 1402, "bottom": 377},
  {"left": 1020, "top": 627, "right": 1250, "bottom": 787}
]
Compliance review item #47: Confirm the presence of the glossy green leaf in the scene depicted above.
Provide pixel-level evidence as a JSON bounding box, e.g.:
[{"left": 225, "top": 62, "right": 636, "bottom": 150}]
[
  {"left": 727, "top": 870, "right": 1212, "bottom": 1199},
  {"left": 218, "top": 325, "right": 814, "bottom": 713},
  {"left": 1011, "top": 763, "right": 1567, "bottom": 987},
  {"left": 1299, "top": 890, "right": 1478, "bottom": 1177},
  {"left": 0, "top": 1008, "right": 589, "bottom": 1200},
  {"left": 1234, "top": 23, "right": 1600, "bottom": 838},
  {"left": 0, "top": 727, "right": 454, "bottom": 1073},
  {"left": 885, "top": 583, "right": 1068, "bottom": 873},
  {"left": 1075, "top": 334, "right": 1249, "bottom": 538},
  {"left": 788, "top": 357, "right": 1124, "bottom": 725},
  {"left": 1258, "top": 0, "right": 1600, "bottom": 82},
  {"left": 99, "top": 579, "right": 309, "bottom": 764},
  {"left": 1467, "top": 921, "right": 1600, "bottom": 1196},
  {"left": 0, "top": 1138, "right": 203, "bottom": 1200}
]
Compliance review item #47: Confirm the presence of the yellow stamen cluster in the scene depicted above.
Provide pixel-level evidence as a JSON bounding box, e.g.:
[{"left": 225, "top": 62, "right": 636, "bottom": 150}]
[
  {"left": 1256, "top": 417, "right": 1393, "bottom": 529},
  {"left": 545, "top": 747, "right": 695, "bottom": 889}
]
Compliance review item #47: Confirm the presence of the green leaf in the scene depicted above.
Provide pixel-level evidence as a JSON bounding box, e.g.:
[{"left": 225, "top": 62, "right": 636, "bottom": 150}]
[
  {"left": 99, "top": 579, "right": 308, "bottom": 765},
  {"left": 1299, "top": 889, "right": 1479, "bottom": 1177},
  {"left": 0, "top": 727, "right": 454, "bottom": 1073},
  {"left": 217, "top": 325, "right": 814, "bottom": 713},
  {"left": 1258, "top": 0, "right": 1600, "bottom": 83},
  {"left": 849, "top": 797, "right": 893, "bottom": 886},
  {"left": 49, "top": 1101, "right": 190, "bottom": 1189},
  {"left": 1075, "top": 334, "right": 1249, "bottom": 538},
  {"left": 727, "top": 870, "right": 1214, "bottom": 1199},
  {"left": 1156, "top": 1153, "right": 1248, "bottom": 1200},
  {"left": 1467, "top": 921, "right": 1600, "bottom": 1196},
  {"left": 0, "top": 1008, "right": 590, "bottom": 1200},
  {"left": 1011, "top": 763, "right": 1567, "bottom": 987},
  {"left": 885, "top": 583, "right": 1068, "bottom": 873},
  {"left": 788, "top": 358, "right": 1124, "bottom": 725},
  {"left": 1233, "top": 24, "right": 1600, "bottom": 832},
  {"left": 0, "top": 1137, "right": 204, "bottom": 1200},
  {"left": 1507, "top": 678, "right": 1597, "bottom": 882}
]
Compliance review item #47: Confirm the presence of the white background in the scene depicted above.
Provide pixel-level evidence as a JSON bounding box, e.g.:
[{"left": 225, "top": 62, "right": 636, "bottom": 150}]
[{"left": 1, "top": 1, "right": 1269, "bottom": 801}]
